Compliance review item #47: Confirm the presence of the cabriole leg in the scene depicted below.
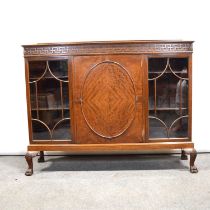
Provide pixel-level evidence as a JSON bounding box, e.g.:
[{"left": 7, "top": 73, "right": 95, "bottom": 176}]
[
  {"left": 189, "top": 149, "right": 198, "bottom": 173},
  {"left": 25, "top": 152, "right": 38, "bottom": 176},
  {"left": 181, "top": 149, "right": 188, "bottom": 160},
  {"left": 38, "top": 151, "right": 45, "bottom": 163}
]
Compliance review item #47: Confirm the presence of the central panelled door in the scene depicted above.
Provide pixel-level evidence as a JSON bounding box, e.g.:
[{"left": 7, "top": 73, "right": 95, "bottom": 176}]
[{"left": 73, "top": 55, "right": 145, "bottom": 144}]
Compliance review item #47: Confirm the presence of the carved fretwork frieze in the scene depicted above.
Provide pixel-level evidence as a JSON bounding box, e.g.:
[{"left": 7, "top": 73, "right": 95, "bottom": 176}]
[{"left": 23, "top": 43, "right": 193, "bottom": 57}]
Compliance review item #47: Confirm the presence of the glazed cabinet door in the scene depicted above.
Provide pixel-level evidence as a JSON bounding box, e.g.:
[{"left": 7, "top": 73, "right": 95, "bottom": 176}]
[
  {"left": 26, "top": 58, "right": 73, "bottom": 143},
  {"left": 147, "top": 56, "right": 191, "bottom": 141},
  {"left": 73, "top": 55, "right": 145, "bottom": 144}
]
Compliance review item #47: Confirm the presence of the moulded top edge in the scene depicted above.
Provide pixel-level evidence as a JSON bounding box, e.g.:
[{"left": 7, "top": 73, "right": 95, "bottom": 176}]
[{"left": 22, "top": 40, "right": 194, "bottom": 47}]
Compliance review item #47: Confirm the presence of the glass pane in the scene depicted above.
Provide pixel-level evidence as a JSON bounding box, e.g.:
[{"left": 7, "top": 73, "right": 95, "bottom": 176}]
[
  {"left": 169, "top": 58, "right": 188, "bottom": 75},
  {"left": 63, "top": 82, "right": 69, "bottom": 109},
  {"left": 48, "top": 60, "right": 68, "bottom": 81},
  {"left": 29, "top": 61, "right": 46, "bottom": 82},
  {"left": 28, "top": 60, "right": 71, "bottom": 141},
  {"left": 38, "top": 110, "right": 61, "bottom": 128},
  {"left": 157, "top": 74, "right": 180, "bottom": 108},
  {"left": 37, "top": 78, "right": 60, "bottom": 109},
  {"left": 149, "top": 58, "right": 168, "bottom": 80},
  {"left": 30, "top": 83, "right": 36, "bottom": 110},
  {"left": 52, "top": 119, "right": 71, "bottom": 140},
  {"left": 169, "top": 117, "right": 188, "bottom": 138},
  {"left": 150, "top": 110, "right": 178, "bottom": 128},
  {"left": 148, "top": 58, "right": 189, "bottom": 139},
  {"left": 32, "top": 120, "right": 51, "bottom": 140},
  {"left": 149, "top": 117, "right": 167, "bottom": 138},
  {"left": 149, "top": 80, "right": 154, "bottom": 110}
]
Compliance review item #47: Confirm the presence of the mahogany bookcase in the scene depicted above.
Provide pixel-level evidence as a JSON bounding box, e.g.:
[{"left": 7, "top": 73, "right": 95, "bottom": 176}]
[{"left": 22, "top": 40, "right": 198, "bottom": 175}]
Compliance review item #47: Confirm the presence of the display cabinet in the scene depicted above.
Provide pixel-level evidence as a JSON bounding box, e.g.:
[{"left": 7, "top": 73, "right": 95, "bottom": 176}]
[{"left": 23, "top": 40, "right": 197, "bottom": 175}]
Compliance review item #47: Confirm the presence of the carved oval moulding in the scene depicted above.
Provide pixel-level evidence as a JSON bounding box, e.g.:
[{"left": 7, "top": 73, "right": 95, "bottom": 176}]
[{"left": 81, "top": 61, "right": 136, "bottom": 139}]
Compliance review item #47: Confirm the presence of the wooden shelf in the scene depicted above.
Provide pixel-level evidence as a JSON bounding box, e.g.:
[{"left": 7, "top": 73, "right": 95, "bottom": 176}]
[
  {"left": 30, "top": 76, "right": 68, "bottom": 80},
  {"left": 149, "top": 107, "right": 187, "bottom": 111},
  {"left": 149, "top": 71, "right": 187, "bottom": 74},
  {"left": 31, "top": 107, "right": 69, "bottom": 111}
]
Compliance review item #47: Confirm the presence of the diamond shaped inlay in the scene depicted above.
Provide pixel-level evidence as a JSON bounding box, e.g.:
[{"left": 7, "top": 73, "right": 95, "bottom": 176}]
[{"left": 81, "top": 61, "right": 136, "bottom": 139}]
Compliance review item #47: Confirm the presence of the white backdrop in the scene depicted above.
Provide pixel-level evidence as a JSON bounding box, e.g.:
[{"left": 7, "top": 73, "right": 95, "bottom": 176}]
[{"left": 0, "top": 0, "right": 209, "bottom": 154}]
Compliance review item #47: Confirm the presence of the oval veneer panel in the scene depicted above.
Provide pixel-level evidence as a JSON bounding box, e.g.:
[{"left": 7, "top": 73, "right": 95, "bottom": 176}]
[{"left": 81, "top": 61, "right": 136, "bottom": 139}]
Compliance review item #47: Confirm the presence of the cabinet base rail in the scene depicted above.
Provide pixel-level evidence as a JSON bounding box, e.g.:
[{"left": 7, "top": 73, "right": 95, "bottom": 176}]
[{"left": 25, "top": 142, "right": 198, "bottom": 176}]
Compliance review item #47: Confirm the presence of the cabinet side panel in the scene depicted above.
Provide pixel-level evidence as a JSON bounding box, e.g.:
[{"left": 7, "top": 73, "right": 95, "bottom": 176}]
[
  {"left": 25, "top": 59, "right": 33, "bottom": 144},
  {"left": 188, "top": 55, "right": 192, "bottom": 140}
]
